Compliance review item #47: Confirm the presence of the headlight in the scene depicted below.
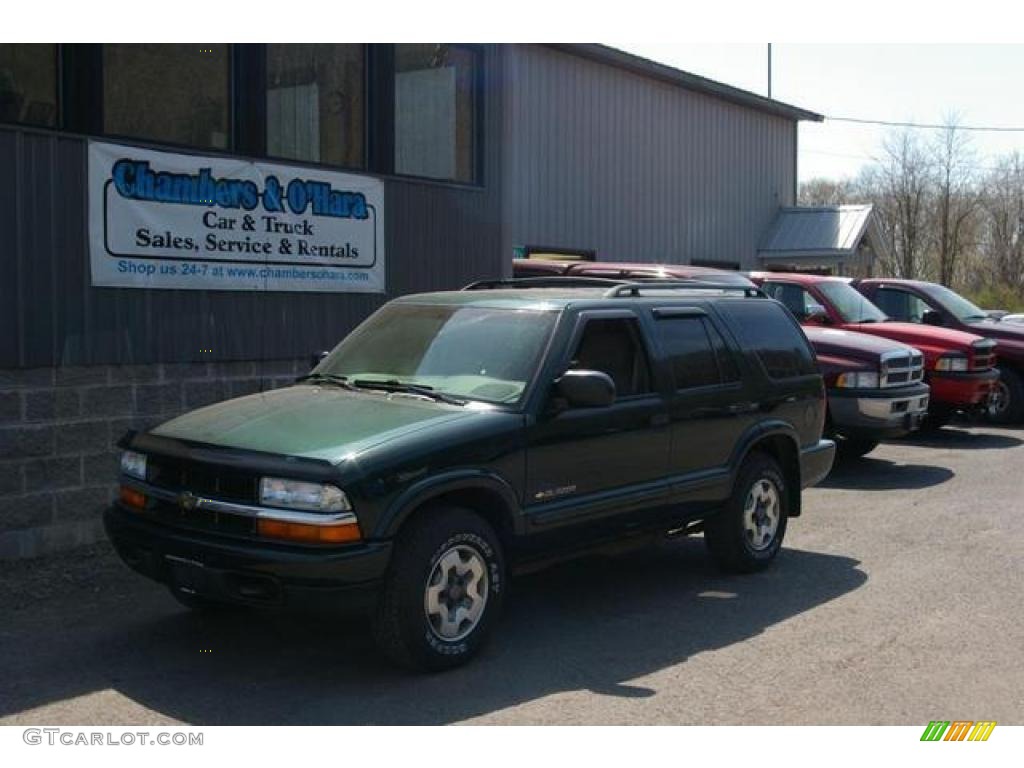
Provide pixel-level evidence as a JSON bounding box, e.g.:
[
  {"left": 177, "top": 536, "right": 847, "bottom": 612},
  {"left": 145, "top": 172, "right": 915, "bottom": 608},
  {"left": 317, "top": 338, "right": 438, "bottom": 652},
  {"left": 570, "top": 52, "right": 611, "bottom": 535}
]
[
  {"left": 120, "top": 450, "right": 147, "bottom": 480},
  {"left": 935, "top": 354, "right": 969, "bottom": 372},
  {"left": 259, "top": 477, "right": 351, "bottom": 512},
  {"left": 835, "top": 371, "right": 880, "bottom": 389}
]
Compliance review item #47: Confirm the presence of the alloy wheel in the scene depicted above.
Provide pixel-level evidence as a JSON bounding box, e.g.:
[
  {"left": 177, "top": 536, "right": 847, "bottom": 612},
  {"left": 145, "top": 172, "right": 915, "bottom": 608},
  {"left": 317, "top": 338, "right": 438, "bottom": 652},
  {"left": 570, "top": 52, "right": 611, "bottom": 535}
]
[
  {"left": 423, "top": 544, "right": 489, "bottom": 642},
  {"left": 743, "top": 478, "right": 781, "bottom": 551}
]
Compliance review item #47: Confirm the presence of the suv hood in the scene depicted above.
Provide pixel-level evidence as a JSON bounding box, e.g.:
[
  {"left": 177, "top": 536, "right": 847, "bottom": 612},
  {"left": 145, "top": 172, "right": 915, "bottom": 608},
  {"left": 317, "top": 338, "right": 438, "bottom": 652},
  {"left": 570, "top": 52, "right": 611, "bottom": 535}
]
[
  {"left": 845, "top": 321, "right": 981, "bottom": 351},
  {"left": 803, "top": 326, "right": 915, "bottom": 362},
  {"left": 151, "top": 384, "right": 480, "bottom": 464}
]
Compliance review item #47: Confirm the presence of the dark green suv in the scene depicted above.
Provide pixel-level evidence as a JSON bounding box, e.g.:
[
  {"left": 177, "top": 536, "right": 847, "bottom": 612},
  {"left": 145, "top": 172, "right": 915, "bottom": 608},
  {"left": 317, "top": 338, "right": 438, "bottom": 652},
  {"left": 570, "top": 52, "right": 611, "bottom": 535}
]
[{"left": 106, "top": 278, "right": 835, "bottom": 670}]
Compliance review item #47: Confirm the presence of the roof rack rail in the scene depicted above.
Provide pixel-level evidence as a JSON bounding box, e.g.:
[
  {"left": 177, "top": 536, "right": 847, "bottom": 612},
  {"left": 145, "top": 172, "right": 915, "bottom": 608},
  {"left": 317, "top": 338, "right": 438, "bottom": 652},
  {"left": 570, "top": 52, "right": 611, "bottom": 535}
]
[
  {"left": 462, "top": 277, "right": 624, "bottom": 291},
  {"left": 604, "top": 280, "right": 764, "bottom": 298}
]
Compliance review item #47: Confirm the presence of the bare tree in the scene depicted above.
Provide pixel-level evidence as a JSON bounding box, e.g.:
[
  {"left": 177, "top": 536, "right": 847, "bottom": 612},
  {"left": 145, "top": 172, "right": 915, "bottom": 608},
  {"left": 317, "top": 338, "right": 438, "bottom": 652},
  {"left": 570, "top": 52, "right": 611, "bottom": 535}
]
[
  {"left": 979, "top": 152, "right": 1024, "bottom": 289},
  {"left": 798, "top": 177, "right": 855, "bottom": 206},
  {"left": 930, "top": 116, "right": 980, "bottom": 286},
  {"left": 869, "top": 130, "right": 932, "bottom": 279}
]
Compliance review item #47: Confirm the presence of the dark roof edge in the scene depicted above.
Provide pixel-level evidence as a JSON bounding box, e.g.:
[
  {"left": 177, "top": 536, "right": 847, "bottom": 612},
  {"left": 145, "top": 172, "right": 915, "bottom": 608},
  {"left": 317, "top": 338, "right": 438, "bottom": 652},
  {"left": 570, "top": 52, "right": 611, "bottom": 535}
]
[{"left": 549, "top": 44, "right": 823, "bottom": 123}]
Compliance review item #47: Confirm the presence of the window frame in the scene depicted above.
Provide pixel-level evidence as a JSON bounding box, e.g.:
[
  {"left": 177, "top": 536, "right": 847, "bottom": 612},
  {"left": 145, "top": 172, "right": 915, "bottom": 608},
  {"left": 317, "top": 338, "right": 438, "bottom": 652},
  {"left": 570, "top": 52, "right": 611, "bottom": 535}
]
[
  {"left": 98, "top": 43, "right": 236, "bottom": 154},
  {"left": 5, "top": 43, "right": 486, "bottom": 190},
  {"left": 389, "top": 43, "right": 485, "bottom": 186},
  {"left": 262, "top": 43, "right": 370, "bottom": 172},
  {"left": 559, "top": 310, "right": 658, "bottom": 403},
  {"left": 0, "top": 43, "right": 61, "bottom": 129},
  {"left": 651, "top": 308, "right": 742, "bottom": 393}
]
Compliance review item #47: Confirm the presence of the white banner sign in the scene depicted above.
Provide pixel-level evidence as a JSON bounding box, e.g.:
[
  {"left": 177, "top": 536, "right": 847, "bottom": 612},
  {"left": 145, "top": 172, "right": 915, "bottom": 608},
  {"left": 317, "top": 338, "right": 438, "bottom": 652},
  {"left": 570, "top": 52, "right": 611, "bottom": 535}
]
[{"left": 88, "top": 141, "right": 385, "bottom": 293}]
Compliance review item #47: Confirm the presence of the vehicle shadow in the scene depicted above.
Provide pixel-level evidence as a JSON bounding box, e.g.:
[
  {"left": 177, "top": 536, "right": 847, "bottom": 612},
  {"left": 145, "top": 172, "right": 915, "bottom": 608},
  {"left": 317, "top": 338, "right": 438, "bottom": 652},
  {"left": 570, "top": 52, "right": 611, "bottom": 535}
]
[
  {"left": 820, "top": 456, "right": 954, "bottom": 491},
  {"left": 0, "top": 540, "right": 866, "bottom": 725},
  {"left": 898, "top": 427, "right": 1023, "bottom": 450}
]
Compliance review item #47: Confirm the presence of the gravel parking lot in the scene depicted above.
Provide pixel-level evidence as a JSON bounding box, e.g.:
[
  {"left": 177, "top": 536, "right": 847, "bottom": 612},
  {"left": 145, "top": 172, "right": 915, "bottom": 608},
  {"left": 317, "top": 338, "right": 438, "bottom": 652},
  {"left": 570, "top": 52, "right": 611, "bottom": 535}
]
[{"left": 1, "top": 423, "right": 1022, "bottom": 726}]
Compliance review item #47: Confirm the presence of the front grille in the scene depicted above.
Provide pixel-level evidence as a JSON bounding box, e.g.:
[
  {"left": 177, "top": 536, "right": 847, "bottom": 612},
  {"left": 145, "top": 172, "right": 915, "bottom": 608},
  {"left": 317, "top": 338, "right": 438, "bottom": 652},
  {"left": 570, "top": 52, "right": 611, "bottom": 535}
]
[
  {"left": 152, "top": 498, "right": 256, "bottom": 536},
  {"left": 971, "top": 340, "right": 996, "bottom": 371},
  {"left": 142, "top": 455, "right": 260, "bottom": 537},
  {"left": 881, "top": 350, "right": 925, "bottom": 387},
  {"left": 146, "top": 456, "right": 258, "bottom": 504}
]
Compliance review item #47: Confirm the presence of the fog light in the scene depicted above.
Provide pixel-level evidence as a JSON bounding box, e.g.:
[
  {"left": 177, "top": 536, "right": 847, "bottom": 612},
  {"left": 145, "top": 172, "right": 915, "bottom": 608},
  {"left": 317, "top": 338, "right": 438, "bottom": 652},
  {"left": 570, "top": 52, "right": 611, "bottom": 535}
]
[{"left": 119, "top": 485, "right": 147, "bottom": 510}]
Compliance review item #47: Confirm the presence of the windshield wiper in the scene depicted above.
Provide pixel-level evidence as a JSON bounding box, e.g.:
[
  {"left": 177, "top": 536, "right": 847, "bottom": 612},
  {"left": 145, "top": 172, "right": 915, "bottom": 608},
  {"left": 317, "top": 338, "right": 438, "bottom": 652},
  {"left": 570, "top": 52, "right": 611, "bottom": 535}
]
[
  {"left": 351, "top": 379, "right": 466, "bottom": 406},
  {"left": 296, "top": 372, "right": 358, "bottom": 390}
]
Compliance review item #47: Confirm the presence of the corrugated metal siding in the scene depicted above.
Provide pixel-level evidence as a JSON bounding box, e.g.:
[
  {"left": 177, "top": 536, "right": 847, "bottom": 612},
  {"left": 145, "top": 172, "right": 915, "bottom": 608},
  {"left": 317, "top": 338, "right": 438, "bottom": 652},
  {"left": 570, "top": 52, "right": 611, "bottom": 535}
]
[
  {"left": 0, "top": 48, "right": 503, "bottom": 369},
  {"left": 501, "top": 45, "right": 796, "bottom": 272}
]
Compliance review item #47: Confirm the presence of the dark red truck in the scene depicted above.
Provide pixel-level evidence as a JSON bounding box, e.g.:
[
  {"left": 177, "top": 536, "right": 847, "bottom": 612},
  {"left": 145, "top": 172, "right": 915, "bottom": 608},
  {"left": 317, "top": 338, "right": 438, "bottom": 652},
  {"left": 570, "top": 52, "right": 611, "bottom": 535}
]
[
  {"left": 513, "top": 260, "right": 930, "bottom": 456},
  {"left": 853, "top": 278, "right": 1024, "bottom": 424},
  {"left": 750, "top": 273, "right": 999, "bottom": 428}
]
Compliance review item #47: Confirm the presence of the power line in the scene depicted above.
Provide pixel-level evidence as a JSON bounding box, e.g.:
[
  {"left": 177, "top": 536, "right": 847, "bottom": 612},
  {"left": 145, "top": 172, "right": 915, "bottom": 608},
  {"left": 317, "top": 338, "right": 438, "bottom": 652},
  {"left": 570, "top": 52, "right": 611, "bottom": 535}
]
[{"left": 827, "top": 115, "right": 1024, "bottom": 133}]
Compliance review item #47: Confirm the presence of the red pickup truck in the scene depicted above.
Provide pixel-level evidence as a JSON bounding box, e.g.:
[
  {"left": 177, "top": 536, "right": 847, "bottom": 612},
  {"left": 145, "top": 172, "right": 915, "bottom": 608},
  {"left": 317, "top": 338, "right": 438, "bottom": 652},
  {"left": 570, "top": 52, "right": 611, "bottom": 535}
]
[
  {"left": 750, "top": 273, "right": 999, "bottom": 427},
  {"left": 852, "top": 278, "right": 1024, "bottom": 424}
]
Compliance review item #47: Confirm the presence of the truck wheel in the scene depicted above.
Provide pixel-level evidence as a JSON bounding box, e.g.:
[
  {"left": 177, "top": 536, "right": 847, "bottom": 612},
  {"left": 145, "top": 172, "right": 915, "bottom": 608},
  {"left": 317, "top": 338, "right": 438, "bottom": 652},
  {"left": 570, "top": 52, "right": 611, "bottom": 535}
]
[
  {"left": 372, "top": 506, "right": 505, "bottom": 672},
  {"left": 705, "top": 452, "right": 788, "bottom": 573},
  {"left": 836, "top": 437, "right": 879, "bottom": 460},
  {"left": 988, "top": 367, "right": 1024, "bottom": 424}
]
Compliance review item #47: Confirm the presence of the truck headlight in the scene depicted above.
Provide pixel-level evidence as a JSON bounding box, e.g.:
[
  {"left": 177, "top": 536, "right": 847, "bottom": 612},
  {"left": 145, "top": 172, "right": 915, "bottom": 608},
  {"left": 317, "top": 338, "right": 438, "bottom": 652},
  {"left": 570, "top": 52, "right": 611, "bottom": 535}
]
[
  {"left": 120, "top": 450, "right": 147, "bottom": 480},
  {"left": 935, "top": 354, "right": 969, "bottom": 372},
  {"left": 836, "top": 371, "right": 880, "bottom": 389},
  {"left": 259, "top": 477, "right": 351, "bottom": 512}
]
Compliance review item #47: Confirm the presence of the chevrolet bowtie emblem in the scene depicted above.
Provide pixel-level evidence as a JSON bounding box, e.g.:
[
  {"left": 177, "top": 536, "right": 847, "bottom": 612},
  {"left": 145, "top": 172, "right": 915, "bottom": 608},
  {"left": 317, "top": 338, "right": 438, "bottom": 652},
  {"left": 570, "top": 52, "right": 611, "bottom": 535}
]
[{"left": 178, "top": 492, "right": 199, "bottom": 511}]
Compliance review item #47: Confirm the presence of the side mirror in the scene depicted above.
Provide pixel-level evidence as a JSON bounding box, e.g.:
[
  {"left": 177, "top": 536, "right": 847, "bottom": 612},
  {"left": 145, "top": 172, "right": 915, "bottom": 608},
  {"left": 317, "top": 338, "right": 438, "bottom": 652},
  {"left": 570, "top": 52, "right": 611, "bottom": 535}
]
[
  {"left": 309, "top": 350, "right": 330, "bottom": 370},
  {"left": 555, "top": 369, "right": 616, "bottom": 408},
  {"left": 805, "top": 305, "right": 831, "bottom": 325},
  {"left": 921, "top": 309, "right": 944, "bottom": 327}
]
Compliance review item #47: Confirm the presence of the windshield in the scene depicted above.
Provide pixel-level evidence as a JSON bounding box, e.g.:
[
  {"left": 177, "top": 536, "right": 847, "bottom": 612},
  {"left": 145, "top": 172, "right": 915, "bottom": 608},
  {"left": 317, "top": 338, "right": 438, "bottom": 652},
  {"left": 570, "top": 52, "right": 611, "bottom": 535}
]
[
  {"left": 921, "top": 284, "right": 988, "bottom": 321},
  {"left": 316, "top": 303, "right": 558, "bottom": 405},
  {"left": 817, "top": 281, "right": 889, "bottom": 324}
]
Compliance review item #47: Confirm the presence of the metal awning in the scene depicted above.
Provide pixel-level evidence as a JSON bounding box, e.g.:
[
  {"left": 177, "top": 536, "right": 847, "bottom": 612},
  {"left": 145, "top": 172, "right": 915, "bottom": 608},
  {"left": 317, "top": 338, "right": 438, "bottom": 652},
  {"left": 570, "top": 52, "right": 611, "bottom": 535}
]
[{"left": 758, "top": 205, "right": 888, "bottom": 267}]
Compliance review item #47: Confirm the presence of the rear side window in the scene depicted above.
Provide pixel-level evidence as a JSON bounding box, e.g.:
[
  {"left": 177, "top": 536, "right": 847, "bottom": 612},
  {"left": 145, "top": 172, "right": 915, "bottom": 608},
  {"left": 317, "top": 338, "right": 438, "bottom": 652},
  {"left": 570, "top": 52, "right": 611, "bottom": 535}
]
[
  {"left": 654, "top": 315, "right": 740, "bottom": 389},
  {"left": 718, "top": 301, "right": 817, "bottom": 379}
]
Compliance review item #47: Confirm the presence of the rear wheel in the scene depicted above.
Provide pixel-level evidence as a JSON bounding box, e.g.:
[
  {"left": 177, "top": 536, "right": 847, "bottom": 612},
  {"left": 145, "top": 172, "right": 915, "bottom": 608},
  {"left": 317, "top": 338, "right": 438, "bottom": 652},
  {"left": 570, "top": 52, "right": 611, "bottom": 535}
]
[
  {"left": 988, "top": 367, "right": 1024, "bottom": 424},
  {"left": 705, "top": 452, "right": 788, "bottom": 573},
  {"left": 372, "top": 506, "right": 505, "bottom": 671},
  {"left": 835, "top": 436, "right": 879, "bottom": 460}
]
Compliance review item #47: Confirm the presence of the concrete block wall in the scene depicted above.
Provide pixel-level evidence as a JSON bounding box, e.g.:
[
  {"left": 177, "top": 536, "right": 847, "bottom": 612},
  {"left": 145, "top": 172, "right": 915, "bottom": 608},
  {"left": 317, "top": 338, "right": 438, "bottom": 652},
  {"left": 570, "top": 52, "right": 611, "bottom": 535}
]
[{"left": 0, "top": 359, "right": 305, "bottom": 560}]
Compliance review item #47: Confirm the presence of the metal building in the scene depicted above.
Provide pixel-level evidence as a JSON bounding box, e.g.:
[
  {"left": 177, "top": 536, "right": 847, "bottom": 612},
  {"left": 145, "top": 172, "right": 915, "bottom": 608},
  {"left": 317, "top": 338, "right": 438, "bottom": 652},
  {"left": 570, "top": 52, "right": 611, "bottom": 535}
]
[{"left": 0, "top": 43, "right": 820, "bottom": 558}]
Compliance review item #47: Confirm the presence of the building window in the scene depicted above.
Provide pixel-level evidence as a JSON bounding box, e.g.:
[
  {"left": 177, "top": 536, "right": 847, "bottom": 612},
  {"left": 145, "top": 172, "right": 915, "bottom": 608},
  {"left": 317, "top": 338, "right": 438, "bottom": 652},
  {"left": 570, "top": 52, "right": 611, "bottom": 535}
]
[
  {"left": 692, "top": 259, "right": 740, "bottom": 271},
  {"left": 103, "top": 44, "right": 230, "bottom": 150},
  {"left": 394, "top": 44, "right": 478, "bottom": 183},
  {"left": 266, "top": 44, "right": 365, "bottom": 168},
  {"left": 0, "top": 44, "right": 57, "bottom": 127}
]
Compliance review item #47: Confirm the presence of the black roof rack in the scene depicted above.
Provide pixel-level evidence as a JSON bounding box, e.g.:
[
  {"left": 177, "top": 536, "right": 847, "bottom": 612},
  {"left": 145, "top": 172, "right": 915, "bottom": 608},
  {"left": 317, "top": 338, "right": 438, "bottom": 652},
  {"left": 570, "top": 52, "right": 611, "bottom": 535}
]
[
  {"left": 461, "top": 276, "right": 764, "bottom": 298},
  {"left": 604, "top": 280, "right": 763, "bottom": 298},
  {"left": 462, "top": 277, "right": 624, "bottom": 291}
]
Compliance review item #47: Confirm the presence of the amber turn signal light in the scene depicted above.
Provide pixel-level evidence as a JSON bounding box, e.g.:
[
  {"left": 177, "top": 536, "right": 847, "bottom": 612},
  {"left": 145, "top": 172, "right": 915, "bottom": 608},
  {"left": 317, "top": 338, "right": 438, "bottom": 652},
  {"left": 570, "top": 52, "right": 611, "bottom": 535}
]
[
  {"left": 256, "top": 518, "right": 361, "bottom": 544},
  {"left": 119, "top": 485, "right": 147, "bottom": 510}
]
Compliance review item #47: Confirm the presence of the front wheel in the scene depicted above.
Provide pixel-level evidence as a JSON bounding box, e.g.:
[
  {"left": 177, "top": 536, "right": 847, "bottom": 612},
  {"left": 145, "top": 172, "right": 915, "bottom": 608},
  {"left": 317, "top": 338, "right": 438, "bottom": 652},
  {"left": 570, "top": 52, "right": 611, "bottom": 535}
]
[
  {"left": 988, "top": 367, "right": 1024, "bottom": 424},
  {"left": 705, "top": 452, "right": 788, "bottom": 573},
  {"left": 372, "top": 506, "right": 505, "bottom": 671}
]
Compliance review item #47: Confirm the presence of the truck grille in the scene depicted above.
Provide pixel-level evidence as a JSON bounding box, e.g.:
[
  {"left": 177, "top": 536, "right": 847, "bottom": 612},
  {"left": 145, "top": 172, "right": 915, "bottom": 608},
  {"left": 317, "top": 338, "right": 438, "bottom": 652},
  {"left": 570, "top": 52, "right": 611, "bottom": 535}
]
[
  {"left": 880, "top": 350, "right": 925, "bottom": 388},
  {"left": 146, "top": 455, "right": 259, "bottom": 505},
  {"left": 971, "top": 340, "right": 996, "bottom": 371}
]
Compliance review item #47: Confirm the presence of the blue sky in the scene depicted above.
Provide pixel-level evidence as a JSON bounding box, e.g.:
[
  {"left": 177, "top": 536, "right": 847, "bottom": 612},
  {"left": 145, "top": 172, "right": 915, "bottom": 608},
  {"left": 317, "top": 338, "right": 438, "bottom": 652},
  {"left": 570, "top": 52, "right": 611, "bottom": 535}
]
[{"left": 615, "top": 44, "right": 1024, "bottom": 182}]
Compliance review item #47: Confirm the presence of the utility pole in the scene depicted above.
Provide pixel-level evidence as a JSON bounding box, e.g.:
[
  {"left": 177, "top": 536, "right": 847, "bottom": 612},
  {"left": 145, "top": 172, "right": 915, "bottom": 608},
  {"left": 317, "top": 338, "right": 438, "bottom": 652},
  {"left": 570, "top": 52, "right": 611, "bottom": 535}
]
[{"left": 767, "top": 43, "right": 772, "bottom": 99}]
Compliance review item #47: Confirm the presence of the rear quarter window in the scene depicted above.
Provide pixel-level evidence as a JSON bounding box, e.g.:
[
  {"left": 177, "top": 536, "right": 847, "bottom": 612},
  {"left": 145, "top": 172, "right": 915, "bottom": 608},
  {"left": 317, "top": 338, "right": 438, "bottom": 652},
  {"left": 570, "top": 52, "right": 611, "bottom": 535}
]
[{"left": 717, "top": 300, "right": 817, "bottom": 379}]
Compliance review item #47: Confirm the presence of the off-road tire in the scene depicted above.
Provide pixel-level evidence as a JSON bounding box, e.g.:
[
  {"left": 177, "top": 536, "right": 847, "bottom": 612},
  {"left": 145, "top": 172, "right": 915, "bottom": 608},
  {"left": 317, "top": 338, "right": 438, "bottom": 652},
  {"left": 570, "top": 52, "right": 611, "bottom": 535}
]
[
  {"left": 705, "top": 452, "right": 788, "bottom": 573},
  {"left": 372, "top": 506, "right": 505, "bottom": 672},
  {"left": 988, "top": 367, "right": 1024, "bottom": 425}
]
